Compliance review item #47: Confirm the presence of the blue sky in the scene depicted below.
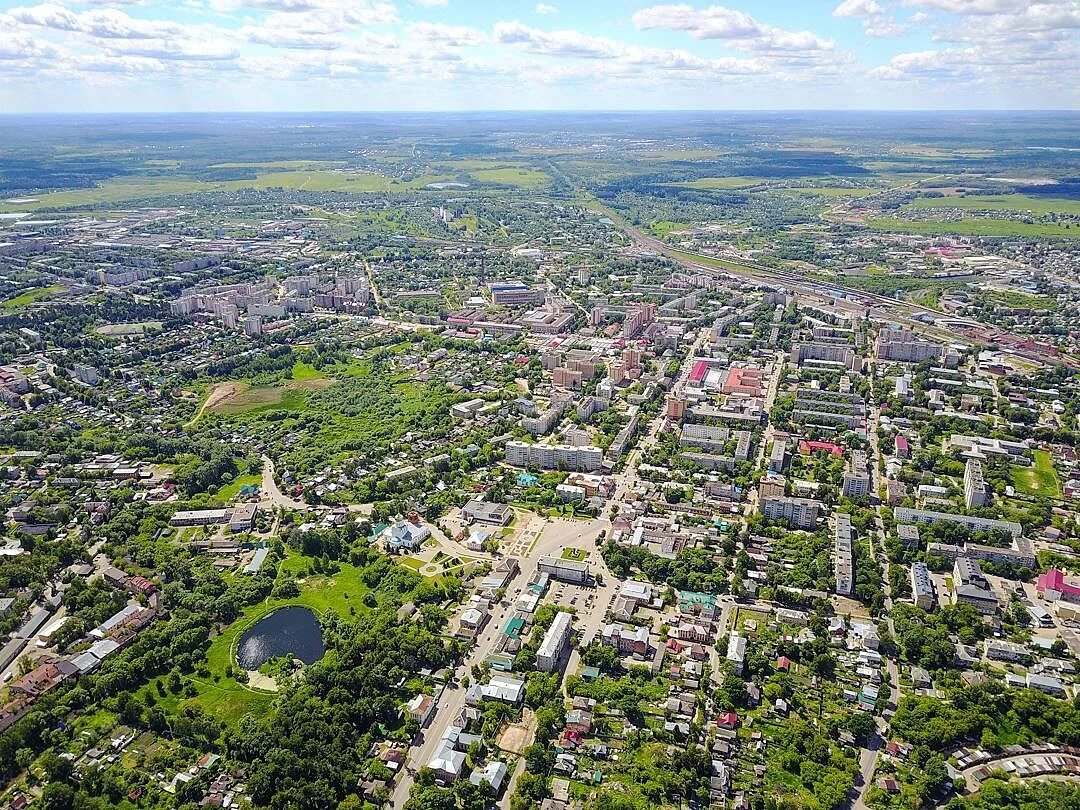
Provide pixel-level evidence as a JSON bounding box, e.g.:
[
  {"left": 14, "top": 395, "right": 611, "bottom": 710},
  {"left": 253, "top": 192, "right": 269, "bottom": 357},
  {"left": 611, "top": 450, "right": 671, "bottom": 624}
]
[{"left": 0, "top": 0, "right": 1077, "bottom": 112}]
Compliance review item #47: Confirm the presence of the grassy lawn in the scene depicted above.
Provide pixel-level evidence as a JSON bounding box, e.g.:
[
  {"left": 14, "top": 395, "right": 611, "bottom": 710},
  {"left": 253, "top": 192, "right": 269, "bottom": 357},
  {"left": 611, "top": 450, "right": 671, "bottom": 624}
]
[
  {"left": 2, "top": 285, "right": 66, "bottom": 309},
  {"left": 561, "top": 547, "right": 588, "bottom": 561},
  {"left": 290, "top": 360, "right": 325, "bottom": 381},
  {"left": 786, "top": 186, "right": 878, "bottom": 196},
  {"left": 1011, "top": 450, "right": 1062, "bottom": 498},
  {"left": 213, "top": 473, "right": 263, "bottom": 502},
  {"left": 165, "top": 552, "right": 380, "bottom": 726},
  {"left": 204, "top": 377, "right": 333, "bottom": 417},
  {"left": 94, "top": 321, "right": 163, "bottom": 336}
]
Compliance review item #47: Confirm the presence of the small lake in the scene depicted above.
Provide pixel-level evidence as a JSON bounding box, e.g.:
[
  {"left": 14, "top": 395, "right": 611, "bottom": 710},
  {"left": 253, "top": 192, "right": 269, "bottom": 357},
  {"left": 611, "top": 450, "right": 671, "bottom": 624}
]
[{"left": 236, "top": 606, "right": 325, "bottom": 670}]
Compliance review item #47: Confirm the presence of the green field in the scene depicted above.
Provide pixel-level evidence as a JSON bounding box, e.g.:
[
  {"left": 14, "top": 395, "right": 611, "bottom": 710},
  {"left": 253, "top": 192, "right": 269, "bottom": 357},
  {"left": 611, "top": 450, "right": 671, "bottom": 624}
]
[
  {"left": 203, "top": 377, "right": 332, "bottom": 417},
  {"left": 0, "top": 170, "right": 464, "bottom": 212},
  {"left": 94, "top": 321, "right": 163, "bottom": 335},
  {"left": 868, "top": 216, "right": 1079, "bottom": 238},
  {"left": 786, "top": 186, "right": 879, "bottom": 197},
  {"left": 208, "top": 160, "right": 347, "bottom": 170},
  {"left": 649, "top": 220, "right": 692, "bottom": 237},
  {"left": 667, "top": 176, "right": 765, "bottom": 189},
  {"left": 1012, "top": 450, "right": 1062, "bottom": 499},
  {"left": 213, "top": 473, "right": 263, "bottom": 502},
  {"left": 290, "top": 361, "right": 325, "bottom": 381},
  {"left": 561, "top": 547, "right": 588, "bottom": 561},
  {"left": 2, "top": 285, "right": 66, "bottom": 308},
  {"left": 913, "top": 193, "right": 1080, "bottom": 215},
  {"left": 470, "top": 166, "right": 550, "bottom": 188}
]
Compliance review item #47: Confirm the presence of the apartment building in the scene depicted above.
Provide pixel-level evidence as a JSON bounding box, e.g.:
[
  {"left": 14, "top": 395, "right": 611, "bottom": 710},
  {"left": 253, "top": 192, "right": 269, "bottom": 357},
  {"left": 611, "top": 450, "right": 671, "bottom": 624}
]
[
  {"left": 835, "top": 514, "right": 854, "bottom": 597},
  {"left": 760, "top": 495, "right": 820, "bottom": 530},
  {"left": 911, "top": 561, "right": 935, "bottom": 610},
  {"left": 841, "top": 450, "right": 872, "bottom": 498},
  {"left": 964, "top": 457, "right": 990, "bottom": 509},
  {"left": 505, "top": 441, "right": 603, "bottom": 472},
  {"left": 537, "top": 611, "right": 573, "bottom": 673}
]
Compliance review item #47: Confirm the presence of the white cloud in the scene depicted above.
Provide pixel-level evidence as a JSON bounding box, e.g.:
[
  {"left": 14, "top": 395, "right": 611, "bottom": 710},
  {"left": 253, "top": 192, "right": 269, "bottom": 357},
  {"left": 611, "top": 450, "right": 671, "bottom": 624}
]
[
  {"left": 493, "top": 21, "right": 621, "bottom": 58},
  {"left": 492, "top": 20, "right": 770, "bottom": 80},
  {"left": 413, "top": 0, "right": 448, "bottom": 7},
  {"left": 209, "top": 0, "right": 398, "bottom": 23},
  {"left": 10, "top": 3, "right": 184, "bottom": 38},
  {"left": 903, "top": 0, "right": 1031, "bottom": 13},
  {"left": 632, "top": 4, "right": 835, "bottom": 52},
  {"left": 863, "top": 17, "right": 911, "bottom": 36},
  {"left": 832, "top": 0, "right": 884, "bottom": 18},
  {"left": 405, "top": 21, "right": 486, "bottom": 47},
  {"left": 535, "top": 3, "right": 558, "bottom": 13}
]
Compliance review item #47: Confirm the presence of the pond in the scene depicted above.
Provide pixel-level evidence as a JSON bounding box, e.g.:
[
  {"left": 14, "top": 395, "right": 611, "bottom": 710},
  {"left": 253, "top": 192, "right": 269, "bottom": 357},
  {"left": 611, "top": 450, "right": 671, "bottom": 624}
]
[{"left": 236, "top": 606, "right": 325, "bottom": 670}]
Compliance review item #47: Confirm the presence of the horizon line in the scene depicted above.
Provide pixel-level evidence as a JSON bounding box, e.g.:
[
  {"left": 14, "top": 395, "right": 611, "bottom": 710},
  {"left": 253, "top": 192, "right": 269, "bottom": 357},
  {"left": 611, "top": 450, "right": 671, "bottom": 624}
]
[{"left": 2, "top": 107, "right": 1080, "bottom": 117}]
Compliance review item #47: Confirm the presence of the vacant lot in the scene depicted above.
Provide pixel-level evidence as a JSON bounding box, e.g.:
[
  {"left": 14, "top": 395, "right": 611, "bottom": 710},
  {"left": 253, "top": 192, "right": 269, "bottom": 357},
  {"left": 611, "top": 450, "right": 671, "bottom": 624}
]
[
  {"left": 2, "top": 285, "right": 66, "bottom": 308},
  {"left": 202, "top": 377, "right": 332, "bottom": 417},
  {"left": 1012, "top": 450, "right": 1062, "bottom": 499}
]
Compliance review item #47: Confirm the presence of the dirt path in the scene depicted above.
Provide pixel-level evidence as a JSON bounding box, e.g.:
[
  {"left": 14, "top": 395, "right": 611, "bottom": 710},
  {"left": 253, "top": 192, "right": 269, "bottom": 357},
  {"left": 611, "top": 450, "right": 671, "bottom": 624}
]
[{"left": 189, "top": 381, "right": 244, "bottom": 424}]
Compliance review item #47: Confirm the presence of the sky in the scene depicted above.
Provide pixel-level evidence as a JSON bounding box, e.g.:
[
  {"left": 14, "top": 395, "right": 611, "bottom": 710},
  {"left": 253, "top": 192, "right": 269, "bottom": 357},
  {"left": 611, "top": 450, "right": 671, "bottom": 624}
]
[{"left": 0, "top": 0, "right": 1078, "bottom": 113}]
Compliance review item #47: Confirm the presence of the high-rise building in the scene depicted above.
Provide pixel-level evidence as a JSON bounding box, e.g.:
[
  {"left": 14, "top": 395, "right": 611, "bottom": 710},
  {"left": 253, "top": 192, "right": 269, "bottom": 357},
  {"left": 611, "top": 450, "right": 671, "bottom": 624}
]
[
  {"left": 964, "top": 458, "right": 990, "bottom": 508},
  {"left": 835, "top": 514, "right": 854, "bottom": 596}
]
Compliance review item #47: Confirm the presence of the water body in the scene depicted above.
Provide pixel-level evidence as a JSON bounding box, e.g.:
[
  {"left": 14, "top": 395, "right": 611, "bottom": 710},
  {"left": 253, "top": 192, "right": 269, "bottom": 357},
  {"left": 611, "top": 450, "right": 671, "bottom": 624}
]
[{"left": 236, "top": 606, "right": 325, "bottom": 670}]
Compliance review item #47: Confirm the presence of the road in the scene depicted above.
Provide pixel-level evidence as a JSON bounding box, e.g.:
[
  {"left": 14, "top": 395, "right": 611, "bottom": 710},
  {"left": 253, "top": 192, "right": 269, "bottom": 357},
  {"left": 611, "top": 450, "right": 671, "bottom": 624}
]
[
  {"left": 854, "top": 381, "right": 902, "bottom": 809},
  {"left": 391, "top": 517, "right": 615, "bottom": 808},
  {"left": 260, "top": 455, "right": 310, "bottom": 511},
  {"left": 743, "top": 349, "right": 785, "bottom": 520}
]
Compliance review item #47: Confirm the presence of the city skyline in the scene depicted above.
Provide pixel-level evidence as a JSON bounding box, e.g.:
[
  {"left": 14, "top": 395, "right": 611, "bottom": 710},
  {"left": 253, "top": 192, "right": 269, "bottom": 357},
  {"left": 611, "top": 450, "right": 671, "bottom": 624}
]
[{"left": 1, "top": 0, "right": 1078, "bottom": 113}]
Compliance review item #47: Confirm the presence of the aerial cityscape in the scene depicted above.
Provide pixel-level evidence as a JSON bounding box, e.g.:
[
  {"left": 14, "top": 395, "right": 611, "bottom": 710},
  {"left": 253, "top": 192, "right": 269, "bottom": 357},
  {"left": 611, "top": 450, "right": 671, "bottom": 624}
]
[{"left": 1, "top": 3, "right": 1080, "bottom": 810}]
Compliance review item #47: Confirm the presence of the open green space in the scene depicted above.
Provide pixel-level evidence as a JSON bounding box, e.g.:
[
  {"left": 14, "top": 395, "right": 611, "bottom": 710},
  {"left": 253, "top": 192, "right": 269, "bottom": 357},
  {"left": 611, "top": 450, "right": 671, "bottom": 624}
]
[
  {"left": 213, "top": 472, "right": 263, "bottom": 502},
  {"left": 786, "top": 186, "right": 879, "bottom": 197},
  {"left": 666, "top": 176, "right": 765, "bottom": 189},
  {"left": 203, "top": 377, "right": 333, "bottom": 417},
  {"left": 469, "top": 166, "right": 550, "bottom": 188},
  {"left": 93, "top": 321, "right": 163, "bottom": 335},
  {"left": 2, "top": 285, "right": 66, "bottom": 309},
  {"left": 290, "top": 360, "right": 325, "bottom": 381},
  {"left": 0, "top": 169, "right": 464, "bottom": 212},
  {"left": 913, "top": 193, "right": 1080, "bottom": 215},
  {"left": 208, "top": 160, "right": 347, "bottom": 170},
  {"left": 1011, "top": 450, "right": 1062, "bottom": 499},
  {"left": 649, "top": 220, "right": 692, "bottom": 237},
  {"left": 561, "top": 547, "right": 588, "bottom": 561},
  {"left": 166, "top": 552, "right": 380, "bottom": 726},
  {"left": 869, "top": 216, "right": 1079, "bottom": 238}
]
